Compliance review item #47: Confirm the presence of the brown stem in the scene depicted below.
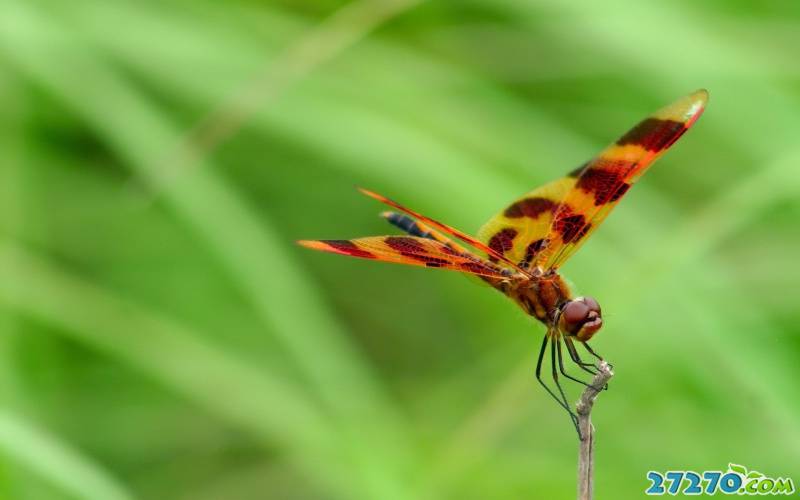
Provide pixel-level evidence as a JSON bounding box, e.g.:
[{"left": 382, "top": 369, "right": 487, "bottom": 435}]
[{"left": 576, "top": 360, "right": 614, "bottom": 500}]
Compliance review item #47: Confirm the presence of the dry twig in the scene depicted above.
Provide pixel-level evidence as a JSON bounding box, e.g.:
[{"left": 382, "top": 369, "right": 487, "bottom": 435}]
[{"left": 576, "top": 360, "right": 614, "bottom": 500}]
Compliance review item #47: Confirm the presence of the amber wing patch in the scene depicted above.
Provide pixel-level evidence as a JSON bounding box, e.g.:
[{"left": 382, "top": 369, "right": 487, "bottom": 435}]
[
  {"left": 477, "top": 176, "right": 575, "bottom": 269},
  {"left": 533, "top": 89, "right": 708, "bottom": 270}
]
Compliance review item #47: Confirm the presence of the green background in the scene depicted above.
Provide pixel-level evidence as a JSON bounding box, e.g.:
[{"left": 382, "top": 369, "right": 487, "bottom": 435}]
[{"left": 0, "top": 0, "right": 798, "bottom": 498}]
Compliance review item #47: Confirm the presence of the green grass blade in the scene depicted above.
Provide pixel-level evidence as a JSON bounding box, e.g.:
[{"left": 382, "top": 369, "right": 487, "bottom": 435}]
[{"left": 0, "top": 411, "right": 134, "bottom": 500}]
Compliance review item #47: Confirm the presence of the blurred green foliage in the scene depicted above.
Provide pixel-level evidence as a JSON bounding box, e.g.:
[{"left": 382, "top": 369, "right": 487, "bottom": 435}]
[{"left": 0, "top": 0, "right": 798, "bottom": 498}]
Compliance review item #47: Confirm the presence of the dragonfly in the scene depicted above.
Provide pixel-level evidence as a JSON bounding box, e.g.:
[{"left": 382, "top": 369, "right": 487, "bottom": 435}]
[{"left": 299, "top": 90, "right": 707, "bottom": 437}]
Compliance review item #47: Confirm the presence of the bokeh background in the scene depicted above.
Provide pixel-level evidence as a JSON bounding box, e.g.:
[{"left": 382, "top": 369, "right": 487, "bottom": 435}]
[{"left": 0, "top": 0, "right": 798, "bottom": 499}]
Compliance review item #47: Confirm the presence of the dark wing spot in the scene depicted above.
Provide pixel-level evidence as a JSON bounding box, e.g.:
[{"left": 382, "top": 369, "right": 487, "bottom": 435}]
[
  {"left": 440, "top": 244, "right": 462, "bottom": 256},
  {"left": 414, "top": 256, "right": 450, "bottom": 267},
  {"left": 575, "top": 167, "right": 631, "bottom": 206},
  {"left": 616, "top": 118, "right": 686, "bottom": 152},
  {"left": 384, "top": 236, "right": 454, "bottom": 266},
  {"left": 609, "top": 182, "right": 630, "bottom": 202},
  {"left": 406, "top": 255, "right": 450, "bottom": 266},
  {"left": 385, "top": 236, "right": 426, "bottom": 253},
  {"left": 553, "top": 212, "right": 590, "bottom": 244},
  {"left": 487, "top": 228, "right": 518, "bottom": 262},
  {"left": 325, "top": 240, "right": 375, "bottom": 258},
  {"left": 519, "top": 238, "right": 546, "bottom": 268},
  {"left": 575, "top": 223, "right": 592, "bottom": 242},
  {"left": 460, "top": 261, "right": 496, "bottom": 275},
  {"left": 568, "top": 162, "right": 588, "bottom": 178},
  {"left": 504, "top": 197, "right": 557, "bottom": 218}
]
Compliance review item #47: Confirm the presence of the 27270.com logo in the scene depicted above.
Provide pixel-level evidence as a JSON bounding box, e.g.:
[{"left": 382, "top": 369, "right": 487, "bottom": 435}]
[{"left": 645, "top": 464, "right": 794, "bottom": 496}]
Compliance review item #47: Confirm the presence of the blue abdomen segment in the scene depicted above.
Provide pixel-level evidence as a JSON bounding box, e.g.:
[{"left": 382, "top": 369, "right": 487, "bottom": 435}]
[{"left": 382, "top": 211, "right": 436, "bottom": 240}]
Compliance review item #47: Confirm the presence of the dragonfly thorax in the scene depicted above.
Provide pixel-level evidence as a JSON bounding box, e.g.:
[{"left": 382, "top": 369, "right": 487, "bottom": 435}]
[{"left": 509, "top": 273, "right": 572, "bottom": 324}]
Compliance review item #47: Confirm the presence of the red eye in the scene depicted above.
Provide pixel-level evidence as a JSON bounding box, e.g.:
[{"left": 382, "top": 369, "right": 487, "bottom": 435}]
[
  {"left": 582, "top": 296, "right": 601, "bottom": 314},
  {"left": 562, "top": 301, "right": 590, "bottom": 326}
]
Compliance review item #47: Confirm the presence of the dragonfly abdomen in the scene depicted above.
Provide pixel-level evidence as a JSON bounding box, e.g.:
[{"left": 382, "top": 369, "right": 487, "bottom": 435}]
[{"left": 382, "top": 212, "right": 436, "bottom": 239}]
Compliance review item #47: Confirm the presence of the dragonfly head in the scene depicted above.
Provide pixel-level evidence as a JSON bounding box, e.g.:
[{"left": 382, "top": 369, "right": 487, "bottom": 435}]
[{"left": 558, "top": 296, "right": 602, "bottom": 341}]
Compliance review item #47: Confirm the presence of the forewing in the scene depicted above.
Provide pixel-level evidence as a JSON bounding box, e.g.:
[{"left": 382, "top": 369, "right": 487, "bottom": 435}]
[
  {"left": 359, "top": 188, "right": 529, "bottom": 275},
  {"left": 534, "top": 89, "right": 708, "bottom": 270},
  {"left": 380, "top": 211, "right": 471, "bottom": 255},
  {"left": 477, "top": 176, "right": 573, "bottom": 269},
  {"left": 298, "top": 236, "right": 513, "bottom": 279}
]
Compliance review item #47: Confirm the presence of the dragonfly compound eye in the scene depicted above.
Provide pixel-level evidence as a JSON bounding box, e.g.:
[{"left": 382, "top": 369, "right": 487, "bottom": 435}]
[
  {"left": 582, "top": 296, "right": 601, "bottom": 315},
  {"left": 560, "top": 297, "right": 603, "bottom": 341},
  {"left": 562, "top": 301, "right": 590, "bottom": 328}
]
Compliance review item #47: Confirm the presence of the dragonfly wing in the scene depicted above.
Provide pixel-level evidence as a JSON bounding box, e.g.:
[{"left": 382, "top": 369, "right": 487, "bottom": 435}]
[
  {"left": 477, "top": 176, "right": 573, "bottom": 269},
  {"left": 359, "top": 188, "right": 530, "bottom": 275},
  {"left": 380, "top": 211, "right": 471, "bottom": 255},
  {"left": 533, "top": 89, "right": 708, "bottom": 270},
  {"left": 298, "top": 236, "right": 514, "bottom": 279}
]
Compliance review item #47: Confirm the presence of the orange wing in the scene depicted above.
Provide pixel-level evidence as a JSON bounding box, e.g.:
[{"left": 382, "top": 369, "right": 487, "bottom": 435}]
[
  {"left": 380, "top": 211, "right": 471, "bottom": 255},
  {"left": 298, "top": 236, "right": 514, "bottom": 280},
  {"left": 359, "top": 188, "right": 530, "bottom": 276},
  {"left": 477, "top": 176, "right": 573, "bottom": 269},
  {"left": 535, "top": 89, "right": 707, "bottom": 269},
  {"left": 478, "top": 89, "right": 708, "bottom": 271}
]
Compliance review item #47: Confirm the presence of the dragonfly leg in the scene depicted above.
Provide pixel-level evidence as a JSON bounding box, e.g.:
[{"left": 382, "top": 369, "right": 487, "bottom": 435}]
[
  {"left": 563, "top": 336, "right": 598, "bottom": 375},
  {"left": 535, "top": 332, "right": 582, "bottom": 439},
  {"left": 555, "top": 336, "right": 594, "bottom": 388},
  {"left": 578, "top": 340, "right": 610, "bottom": 390},
  {"left": 550, "top": 336, "right": 582, "bottom": 439},
  {"left": 582, "top": 341, "right": 610, "bottom": 368}
]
